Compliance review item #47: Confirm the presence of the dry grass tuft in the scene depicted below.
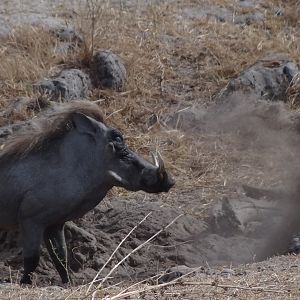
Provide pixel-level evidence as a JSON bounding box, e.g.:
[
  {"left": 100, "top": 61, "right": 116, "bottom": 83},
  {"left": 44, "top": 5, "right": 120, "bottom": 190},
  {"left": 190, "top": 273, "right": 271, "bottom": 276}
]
[{"left": 0, "top": 27, "right": 66, "bottom": 98}]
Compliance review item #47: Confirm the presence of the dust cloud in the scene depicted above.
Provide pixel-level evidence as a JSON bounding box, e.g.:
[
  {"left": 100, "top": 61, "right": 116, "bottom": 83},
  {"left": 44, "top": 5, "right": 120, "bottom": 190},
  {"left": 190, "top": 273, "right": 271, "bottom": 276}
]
[{"left": 189, "top": 93, "right": 300, "bottom": 261}]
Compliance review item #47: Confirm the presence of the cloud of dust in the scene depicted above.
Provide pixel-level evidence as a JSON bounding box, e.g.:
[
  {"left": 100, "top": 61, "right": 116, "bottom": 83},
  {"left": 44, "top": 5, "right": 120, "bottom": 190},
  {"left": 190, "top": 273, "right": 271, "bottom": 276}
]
[{"left": 188, "top": 93, "right": 300, "bottom": 261}]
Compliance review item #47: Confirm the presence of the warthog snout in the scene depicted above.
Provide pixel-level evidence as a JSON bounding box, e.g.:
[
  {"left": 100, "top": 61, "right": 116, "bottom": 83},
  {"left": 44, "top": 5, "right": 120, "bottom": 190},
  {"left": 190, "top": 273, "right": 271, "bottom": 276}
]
[{"left": 140, "top": 151, "right": 175, "bottom": 193}]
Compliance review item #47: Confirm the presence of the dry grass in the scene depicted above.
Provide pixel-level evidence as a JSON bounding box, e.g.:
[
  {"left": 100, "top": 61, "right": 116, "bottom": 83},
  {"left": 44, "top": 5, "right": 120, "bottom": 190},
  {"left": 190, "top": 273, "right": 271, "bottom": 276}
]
[
  {"left": 0, "top": 0, "right": 300, "bottom": 298},
  {"left": 1, "top": 255, "right": 300, "bottom": 299}
]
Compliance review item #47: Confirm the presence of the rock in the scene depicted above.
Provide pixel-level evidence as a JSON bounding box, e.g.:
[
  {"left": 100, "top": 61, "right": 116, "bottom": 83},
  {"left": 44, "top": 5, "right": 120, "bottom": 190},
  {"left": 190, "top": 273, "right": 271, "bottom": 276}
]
[
  {"left": 5, "top": 97, "right": 33, "bottom": 115},
  {"left": 242, "top": 184, "right": 287, "bottom": 201},
  {"left": 50, "top": 27, "right": 83, "bottom": 44},
  {"left": 33, "top": 69, "right": 91, "bottom": 101},
  {"left": 234, "top": 12, "right": 264, "bottom": 25},
  {"left": 220, "top": 268, "right": 235, "bottom": 276},
  {"left": 210, "top": 195, "right": 282, "bottom": 237},
  {"left": 50, "top": 26, "right": 83, "bottom": 54},
  {"left": 288, "top": 232, "right": 300, "bottom": 254},
  {"left": 0, "top": 122, "right": 32, "bottom": 139},
  {"left": 218, "top": 54, "right": 299, "bottom": 102},
  {"left": 158, "top": 265, "right": 196, "bottom": 283},
  {"left": 164, "top": 107, "right": 206, "bottom": 130},
  {"left": 90, "top": 50, "right": 127, "bottom": 91},
  {"left": 0, "top": 126, "right": 13, "bottom": 139},
  {"left": 181, "top": 5, "right": 264, "bottom": 25},
  {"left": 0, "top": 97, "right": 51, "bottom": 119},
  {"left": 210, "top": 197, "right": 243, "bottom": 236}
]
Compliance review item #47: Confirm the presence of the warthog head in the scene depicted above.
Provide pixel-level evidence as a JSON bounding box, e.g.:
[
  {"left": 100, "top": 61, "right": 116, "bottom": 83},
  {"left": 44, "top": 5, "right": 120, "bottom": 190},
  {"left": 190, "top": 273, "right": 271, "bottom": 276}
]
[{"left": 72, "top": 113, "right": 175, "bottom": 193}]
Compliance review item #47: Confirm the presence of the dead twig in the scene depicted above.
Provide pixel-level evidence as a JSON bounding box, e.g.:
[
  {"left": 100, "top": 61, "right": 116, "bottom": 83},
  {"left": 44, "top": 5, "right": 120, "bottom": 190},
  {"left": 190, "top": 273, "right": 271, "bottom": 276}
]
[
  {"left": 86, "top": 212, "right": 152, "bottom": 294},
  {"left": 91, "top": 214, "right": 184, "bottom": 299}
]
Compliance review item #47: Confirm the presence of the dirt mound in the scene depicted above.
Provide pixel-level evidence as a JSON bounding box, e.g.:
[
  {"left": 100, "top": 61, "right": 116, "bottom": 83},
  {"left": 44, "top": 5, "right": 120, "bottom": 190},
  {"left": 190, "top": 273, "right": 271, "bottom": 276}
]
[
  {"left": 0, "top": 198, "right": 204, "bottom": 285},
  {"left": 0, "top": 194, "right": 283, "bottom": 286}
]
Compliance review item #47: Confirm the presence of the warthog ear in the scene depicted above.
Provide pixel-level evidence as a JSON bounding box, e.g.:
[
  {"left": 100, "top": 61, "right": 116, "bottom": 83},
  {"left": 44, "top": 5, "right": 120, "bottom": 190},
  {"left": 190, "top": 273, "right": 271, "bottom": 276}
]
[{"left": 72, "top": 112, "right": 106, "bottom": 136}]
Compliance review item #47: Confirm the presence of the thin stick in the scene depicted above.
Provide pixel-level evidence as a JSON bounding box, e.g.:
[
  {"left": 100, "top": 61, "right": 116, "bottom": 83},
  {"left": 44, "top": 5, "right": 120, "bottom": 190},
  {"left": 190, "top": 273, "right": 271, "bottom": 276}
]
[
  {"left": 99, "top": 214, "right": 183, "bottom": 287},
  {"left": 106, "top": 108, "right": 124, "bottom": 119},
  {"left": 91, "top": 214, "right": 184, "bottom": 299},
  {"left": 86, "top": 212, "right": 152, "bottom": 294}
]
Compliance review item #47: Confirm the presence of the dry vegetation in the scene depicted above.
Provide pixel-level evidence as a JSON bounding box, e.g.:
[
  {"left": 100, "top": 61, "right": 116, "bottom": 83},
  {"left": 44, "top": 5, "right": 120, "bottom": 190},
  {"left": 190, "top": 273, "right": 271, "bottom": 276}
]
[{"left": 0, "top": 0, "right": 300, "bottom": 298}]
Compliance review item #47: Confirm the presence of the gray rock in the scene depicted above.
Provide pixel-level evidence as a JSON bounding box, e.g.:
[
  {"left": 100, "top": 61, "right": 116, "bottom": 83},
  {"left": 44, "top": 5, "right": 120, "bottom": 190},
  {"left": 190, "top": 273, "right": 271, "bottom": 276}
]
[
  {"left": 0, "top": 97, "right": 51, "bottom": 119},
  {"left": 220, "top": 268, "right": 235, "bottom": 276},
  {"left": 33, "top": 69, "right": 91, "bottom": 101},
  {"left": 90, "top": 50, "right": 127, "bottom": 91},
  {"left": 50, "top": 27, "right": 83, "bottom": 44},
  {"left": 0, "top": 126, "right": 13, "bottom": 139},
  {"left": 0, "top": 122, "right": 31, "bottom": 139},
  {"left": 164, "top": 107, "right": 206, "bottom": 130},
  {"left": 50, "top": 27, "right": 83, "bottom": 55},
  {"left": 210, "top": 195, "right": 282, "bottom": 237},
  {"left": 234, "top": 12, "right": 264, "bottom": 25},
  {"left": 158, "top": 265, "right": 196, "bottom": 283},
  {"left": 218, "top": 54, "right": 299, "bottom": 102},
  {"left": 288, "top": 232, "right": 300, "bottom": 254},
  {"left": 182, "top": 5, "right": 264, "bottom": 25}
]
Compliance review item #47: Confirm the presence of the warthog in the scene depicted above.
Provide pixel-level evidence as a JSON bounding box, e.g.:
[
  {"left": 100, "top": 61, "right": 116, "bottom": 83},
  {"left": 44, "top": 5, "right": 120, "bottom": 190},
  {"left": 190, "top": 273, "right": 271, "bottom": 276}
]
[{"left": 0, "top": 102, "right": 174, "bottom": 284}]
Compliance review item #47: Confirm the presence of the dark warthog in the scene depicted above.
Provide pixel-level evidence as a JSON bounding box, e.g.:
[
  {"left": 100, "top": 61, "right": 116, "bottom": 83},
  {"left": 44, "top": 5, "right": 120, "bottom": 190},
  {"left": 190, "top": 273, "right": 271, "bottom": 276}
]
[{"left": 0, "top": 102, "right": 174, "bottom": 285}]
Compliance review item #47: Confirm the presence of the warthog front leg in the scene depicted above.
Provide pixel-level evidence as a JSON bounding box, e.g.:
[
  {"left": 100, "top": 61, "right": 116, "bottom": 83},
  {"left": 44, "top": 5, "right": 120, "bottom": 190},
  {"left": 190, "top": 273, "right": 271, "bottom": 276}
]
[
  {"left": 44, "top": 224, "right": 69, "bottom": 284},
  {"left": 20, "top": 220, "right": 44, "bottom": 284}
]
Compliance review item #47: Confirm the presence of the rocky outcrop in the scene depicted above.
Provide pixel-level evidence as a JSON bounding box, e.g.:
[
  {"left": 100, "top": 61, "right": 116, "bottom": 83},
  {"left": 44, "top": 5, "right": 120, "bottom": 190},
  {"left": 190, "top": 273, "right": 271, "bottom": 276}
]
[
  {"left": 33, "top": 69, "right": 91, "bottom": 101},
  {"left": 90, "top": 50, "right": 127, "bottom": 91},
  {"left": 217, "top": 54, "right": 299, "bottom": 102}
]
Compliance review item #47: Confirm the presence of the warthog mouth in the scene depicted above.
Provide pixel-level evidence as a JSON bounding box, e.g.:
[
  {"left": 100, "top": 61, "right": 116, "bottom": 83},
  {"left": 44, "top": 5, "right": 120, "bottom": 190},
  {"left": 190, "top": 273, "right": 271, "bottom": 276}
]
[{"left": 108, "top": 152, "right": 175, "bottom": 193}]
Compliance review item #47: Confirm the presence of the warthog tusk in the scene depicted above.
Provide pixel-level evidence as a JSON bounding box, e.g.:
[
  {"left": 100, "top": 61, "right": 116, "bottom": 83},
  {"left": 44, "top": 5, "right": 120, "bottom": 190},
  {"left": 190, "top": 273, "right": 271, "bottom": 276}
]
[
  {"left": 108, "top": 171, "right": 124, "bottom": 184},
  {"left": 151, "top": 152, "right": 159, "bottom": 168},
  {"left": 157, "top": 151, "right": 165, "bottom": 172}
]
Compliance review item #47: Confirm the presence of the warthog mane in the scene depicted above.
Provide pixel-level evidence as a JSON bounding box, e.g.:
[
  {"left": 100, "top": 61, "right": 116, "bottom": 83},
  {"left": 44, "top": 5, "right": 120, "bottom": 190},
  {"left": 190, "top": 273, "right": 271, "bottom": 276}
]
[{"left": 0, "top": 101, "right": 105, "bottom": 160}]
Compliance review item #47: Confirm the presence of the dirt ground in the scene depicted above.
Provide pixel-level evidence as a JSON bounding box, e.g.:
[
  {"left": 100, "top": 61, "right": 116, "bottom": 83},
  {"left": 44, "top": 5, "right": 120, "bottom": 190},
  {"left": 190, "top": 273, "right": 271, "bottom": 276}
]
[{"left": 0, "top": 0, "right": 300, "bottom": 299}]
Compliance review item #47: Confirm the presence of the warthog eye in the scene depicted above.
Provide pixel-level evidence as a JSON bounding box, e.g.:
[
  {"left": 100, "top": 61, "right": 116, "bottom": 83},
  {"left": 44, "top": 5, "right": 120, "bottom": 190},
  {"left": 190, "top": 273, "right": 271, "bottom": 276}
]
[
  {"left": 115, "top": 136, "right": 123, "bottom": 143},
  {"left": 110, "top": 129, "right": 129, "bottom": 158},
  {"left": 111, "top": 129, "right": 124, "bottom": 143}
]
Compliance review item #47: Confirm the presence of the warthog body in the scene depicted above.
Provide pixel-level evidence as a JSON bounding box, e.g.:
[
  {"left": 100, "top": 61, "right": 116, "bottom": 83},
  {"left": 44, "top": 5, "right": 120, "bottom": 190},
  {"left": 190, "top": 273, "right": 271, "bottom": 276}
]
[{"left": 0, "top": 102, "right": 174, "bottom": 284}]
